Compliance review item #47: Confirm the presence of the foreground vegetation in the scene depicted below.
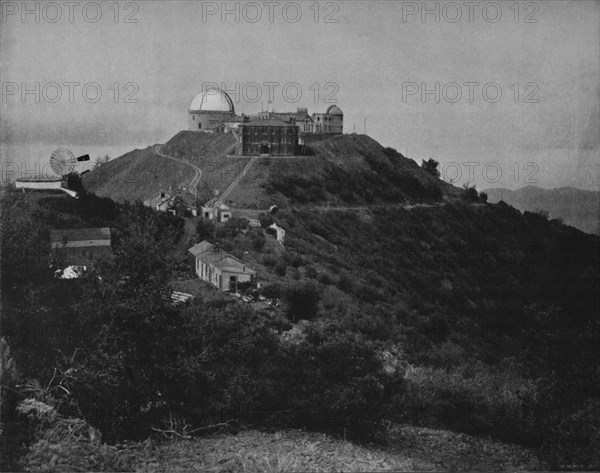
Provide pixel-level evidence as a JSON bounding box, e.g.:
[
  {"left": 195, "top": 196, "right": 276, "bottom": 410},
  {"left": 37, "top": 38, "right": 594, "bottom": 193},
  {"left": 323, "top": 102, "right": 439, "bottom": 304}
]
[{"left": 1, "top": 178, "right": 598, "bottom": 470}]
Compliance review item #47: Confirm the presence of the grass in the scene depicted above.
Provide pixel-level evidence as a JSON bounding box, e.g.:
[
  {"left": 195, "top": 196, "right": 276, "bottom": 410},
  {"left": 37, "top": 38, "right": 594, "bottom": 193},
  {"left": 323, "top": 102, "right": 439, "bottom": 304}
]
[{"left": 137, "top": 427, "right": 544, "bottom": 472}]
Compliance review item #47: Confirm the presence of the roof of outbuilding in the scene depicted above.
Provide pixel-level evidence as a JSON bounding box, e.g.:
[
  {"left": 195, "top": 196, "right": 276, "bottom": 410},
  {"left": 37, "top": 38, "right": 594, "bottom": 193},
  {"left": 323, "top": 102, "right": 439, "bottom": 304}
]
[
  {"left": 50, "top": 227, "right": 111, "bottom": 243},
  {"left": 187, "top": 240, "right": 256, "bottom": 274},
  {"left": 188, "top": 240, "right": 214, "bottom": 257}
]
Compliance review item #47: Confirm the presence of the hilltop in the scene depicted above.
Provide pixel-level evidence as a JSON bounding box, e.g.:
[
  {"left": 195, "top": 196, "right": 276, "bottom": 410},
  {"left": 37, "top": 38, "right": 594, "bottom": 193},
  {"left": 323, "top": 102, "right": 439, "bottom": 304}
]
[
  {"left": 82, "top": 131, "right": 461, "bottom": 207},
  {"left": 485, "top": 186, "right": 600, "bottom": 235}
]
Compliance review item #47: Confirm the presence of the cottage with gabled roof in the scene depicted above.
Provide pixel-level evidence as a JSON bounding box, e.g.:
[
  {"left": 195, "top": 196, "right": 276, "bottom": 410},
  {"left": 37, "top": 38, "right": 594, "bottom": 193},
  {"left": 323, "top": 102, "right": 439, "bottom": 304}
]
[{"left": 188, "top": 240, "right": 256, "bottom": 292}]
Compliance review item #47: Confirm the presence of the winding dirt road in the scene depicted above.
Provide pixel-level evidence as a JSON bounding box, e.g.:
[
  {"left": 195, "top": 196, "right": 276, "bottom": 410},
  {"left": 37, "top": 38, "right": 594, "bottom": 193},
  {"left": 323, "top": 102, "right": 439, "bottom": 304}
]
[{"left": 153, "top": 145, "right": 202, "bottom": 191}]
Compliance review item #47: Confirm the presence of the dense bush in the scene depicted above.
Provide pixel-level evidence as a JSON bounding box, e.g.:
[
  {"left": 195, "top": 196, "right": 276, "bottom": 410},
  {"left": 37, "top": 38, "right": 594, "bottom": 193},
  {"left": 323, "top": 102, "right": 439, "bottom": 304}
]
[
  {"left": 284, "top": 281, "right": 320, "bottom": 322},
  {"left": 399, "top": 364, "right": 538, "bottom": 445},
  {"left": 196, "top": 218, "right": 215, "bottom": 240},
  {"left": 279, "top": 322, "right": 403, "bottom": 439}
]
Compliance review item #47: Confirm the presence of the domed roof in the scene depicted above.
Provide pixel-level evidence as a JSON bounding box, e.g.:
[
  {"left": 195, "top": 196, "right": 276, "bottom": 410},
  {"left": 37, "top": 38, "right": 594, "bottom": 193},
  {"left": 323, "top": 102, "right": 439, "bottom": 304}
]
[
  {"left": 189, "top": 88, "right": 235, "bottom": 113},
  {"left": 326, "top": 105, "right": 343, "bottom": 116}
]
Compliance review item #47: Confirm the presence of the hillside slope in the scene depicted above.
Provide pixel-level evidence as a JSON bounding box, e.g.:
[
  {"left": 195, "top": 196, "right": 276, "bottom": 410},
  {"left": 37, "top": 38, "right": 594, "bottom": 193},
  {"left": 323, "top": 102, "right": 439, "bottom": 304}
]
[
  {"left": 82, "top": 133, "right": 247, "bottom": 203},
  {"left": 3, "top": 170, "right": 599, "bottom": 470},
  {"left": 82, "top": 131, "right": 462, "bottom": 207},
  {"left": 81, "top": 146, "right": 192, "bottom": 202},
  {"left": 485, "top": 186, "right": 600, "bottom": 235},
  {"left": 227, "top": 134, "right": 463, "bottom": 208}
]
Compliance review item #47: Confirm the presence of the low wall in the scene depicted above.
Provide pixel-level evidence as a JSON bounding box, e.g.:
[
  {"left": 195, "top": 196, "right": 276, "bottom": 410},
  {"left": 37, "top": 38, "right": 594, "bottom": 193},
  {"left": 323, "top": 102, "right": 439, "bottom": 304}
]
[{"left": 16, "top": 179, "right": 63, "bottom": 190}]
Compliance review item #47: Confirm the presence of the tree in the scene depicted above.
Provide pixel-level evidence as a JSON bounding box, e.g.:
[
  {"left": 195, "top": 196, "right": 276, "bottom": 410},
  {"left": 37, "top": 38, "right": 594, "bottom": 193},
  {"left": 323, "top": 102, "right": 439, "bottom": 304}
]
[
  {"left": 462, "top": 183, "right": 479, "bottom": 202},
  {"left": 94, "top": 155, "right": 110, "bottom": 168},
  {"left": 421, "top": 158, "right": 441, "bottom": 178}
]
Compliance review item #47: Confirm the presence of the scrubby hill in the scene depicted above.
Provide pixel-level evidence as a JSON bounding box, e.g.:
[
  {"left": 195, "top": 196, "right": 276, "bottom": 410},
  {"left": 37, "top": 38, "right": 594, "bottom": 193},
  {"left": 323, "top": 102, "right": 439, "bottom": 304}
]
[
  {"left": 4, "top": 133, "right": 599, "bottom": 470},
  {"left": 82, "top": 146, "right": 191, "bottom": 202},
  {"left": 82, "top": 133, "right": 247, "bottom": 204},
  {"left": 82, "top": 131, "right": 461, "bottom": 207},
  {"left": 485, "top": 186, "right": 600, "bottom": 235},
  {"left": 160, "top": 130, "right": 237, "bottom": 163},
  {"left": 3, "top": 171, "right": 599, "bottom": 469},
  {"left": 228, "top": 134, "right": 462, "bottom": 208}
]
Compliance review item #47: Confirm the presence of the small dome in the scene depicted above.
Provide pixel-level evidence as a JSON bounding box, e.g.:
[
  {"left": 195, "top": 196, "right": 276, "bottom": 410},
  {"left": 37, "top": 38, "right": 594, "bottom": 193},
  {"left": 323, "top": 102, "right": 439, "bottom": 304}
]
[
  {"left": 189, "top": 88, "right": 235, "bottom": 113},
  {"left": 326, "top": 105, "right": 343, "bottom": 116}
]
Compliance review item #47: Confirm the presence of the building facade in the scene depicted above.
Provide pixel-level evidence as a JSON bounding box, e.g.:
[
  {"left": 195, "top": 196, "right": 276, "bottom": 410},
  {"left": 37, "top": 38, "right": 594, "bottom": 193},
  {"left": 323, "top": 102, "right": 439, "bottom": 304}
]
[
  {"left": 236, "top": 119, "right": 299, "bottom": 156},
  {"left": 188, "top": 88, "right": 236, "bottom": 132},
  {"left": 188, "top": 240, "right": 256, "bottom": 292},
  {"left": 188, "top": 88, "right": 343, "bottom": 136}
]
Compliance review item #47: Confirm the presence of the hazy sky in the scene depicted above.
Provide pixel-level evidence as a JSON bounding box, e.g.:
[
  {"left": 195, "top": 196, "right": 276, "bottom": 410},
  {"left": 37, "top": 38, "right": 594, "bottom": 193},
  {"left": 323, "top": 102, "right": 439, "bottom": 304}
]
[{"left": 1, "top": 0, "right": 598, "bottom": 190}]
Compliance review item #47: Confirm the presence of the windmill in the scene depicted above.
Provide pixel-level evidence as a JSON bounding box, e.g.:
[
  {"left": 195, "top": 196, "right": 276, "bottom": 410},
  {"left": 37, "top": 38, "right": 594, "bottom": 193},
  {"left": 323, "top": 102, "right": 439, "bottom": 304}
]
[{"left": 49, "top": 148, "right": 90, "bottom": 178}]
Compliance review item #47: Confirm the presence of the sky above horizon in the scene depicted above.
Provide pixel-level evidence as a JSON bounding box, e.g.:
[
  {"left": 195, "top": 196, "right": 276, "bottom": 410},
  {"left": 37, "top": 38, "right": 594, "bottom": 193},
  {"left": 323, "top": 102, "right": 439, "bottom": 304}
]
[{"left": 1, "top": 0, "right": 598, "bottom": 191}]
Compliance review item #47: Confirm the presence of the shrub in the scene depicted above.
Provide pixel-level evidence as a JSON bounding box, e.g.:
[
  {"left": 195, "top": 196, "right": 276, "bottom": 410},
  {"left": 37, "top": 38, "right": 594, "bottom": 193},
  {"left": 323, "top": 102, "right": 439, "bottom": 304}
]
[
  {"left": 284, "top": 281, "right": 320, "bottom": 323},
  {"left": 538, "top": 398, "right": 600, "bottom": 470},
  {"left": 463, "top": 185, "right": 479, "bottom": 202},
  {"left": 280, "top": 323, "right": 403, "bottom": 440},
  {"left": 284, "top": 251, "right": 305, "bottom": 268},
  {"left": 421, "top": 158, "right": 441, "bottom": 178},
  {"left": 304, "top": 265, "right": 318, "bottom": 279},
  {"left": 399, "top": 365, "right": 538, "bottom": 445},
  {"left": 382, "top": 147, "right": 402, "bottom": 159},
  {"left": 317, "top": 272, "right": 334, "bottom": 285},
  {"left": 274, "top": 259, "right": 288, "bottom": 276},
  {"left": 260, "top": 282, "right": 282, "bottom": 299},
  {"left": 196, "top": 219, "right": 215, "bottom": 240},
  {"left": 259, "top": 214, "right": 275, "bottom": 228}
]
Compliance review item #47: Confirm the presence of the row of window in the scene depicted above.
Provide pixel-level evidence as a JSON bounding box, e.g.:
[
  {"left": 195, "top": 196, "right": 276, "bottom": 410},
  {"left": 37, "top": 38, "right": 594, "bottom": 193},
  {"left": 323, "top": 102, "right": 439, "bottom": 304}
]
[
  {"left": 243, "top": 127, "right": 296, "bottom": 134},
  {"left": 244, "top": 138, "right": 296, "bottom": 144}
]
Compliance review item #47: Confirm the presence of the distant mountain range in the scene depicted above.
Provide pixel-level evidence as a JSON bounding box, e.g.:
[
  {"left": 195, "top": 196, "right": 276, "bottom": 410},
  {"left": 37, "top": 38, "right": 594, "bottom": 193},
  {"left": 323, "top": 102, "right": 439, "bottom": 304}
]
[{"left": 485, "top": 186, "right": 600, "bottom": 235}]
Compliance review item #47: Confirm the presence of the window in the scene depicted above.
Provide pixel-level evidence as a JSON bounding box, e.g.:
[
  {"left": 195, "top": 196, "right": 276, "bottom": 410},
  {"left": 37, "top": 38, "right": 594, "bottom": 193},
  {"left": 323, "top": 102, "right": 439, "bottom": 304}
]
[{"left": 198, "top": 123, "right": 202, "bottom": 129}]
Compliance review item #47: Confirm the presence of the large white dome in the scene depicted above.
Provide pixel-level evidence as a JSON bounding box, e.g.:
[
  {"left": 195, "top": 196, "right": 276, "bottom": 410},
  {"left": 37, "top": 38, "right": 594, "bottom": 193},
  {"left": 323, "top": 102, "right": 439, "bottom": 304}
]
[{"left": 188, "top": 88, "right": 235, "bottom": 113}]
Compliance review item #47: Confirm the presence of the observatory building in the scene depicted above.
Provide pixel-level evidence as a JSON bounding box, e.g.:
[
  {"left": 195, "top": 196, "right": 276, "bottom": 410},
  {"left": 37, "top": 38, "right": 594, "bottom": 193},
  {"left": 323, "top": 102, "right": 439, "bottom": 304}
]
[
  {"left": 188, "top": 88, "right": 237, "bottom": 132},
  {"left": 187, "top": 87, "right": 343, "bottom": 156}
]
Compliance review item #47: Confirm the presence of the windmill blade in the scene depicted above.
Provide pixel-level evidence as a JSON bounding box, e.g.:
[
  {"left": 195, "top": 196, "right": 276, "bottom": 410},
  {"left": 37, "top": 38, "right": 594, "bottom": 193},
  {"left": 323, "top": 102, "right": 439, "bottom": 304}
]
[{"left": 50, "top": 148, "right": 76, "bottom": 177}]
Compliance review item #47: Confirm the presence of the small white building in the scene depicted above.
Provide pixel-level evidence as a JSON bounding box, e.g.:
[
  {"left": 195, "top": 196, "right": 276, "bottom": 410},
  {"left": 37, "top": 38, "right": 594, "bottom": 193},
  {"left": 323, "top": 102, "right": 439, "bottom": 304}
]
[
  {"left": 144, "top": 192, "right": 173, "bottom": 212},
  {"left": 201, "top": 202, "right": 231, "bottom": 222},
  {"left": 268, "top": 223, "right": 286, "bottom": 243},
  {"left": 216, "top": 203, "right": 232, "bottom": 222},
  {"left": 188, "top": 241, "right": 256, "bottom": 292}
]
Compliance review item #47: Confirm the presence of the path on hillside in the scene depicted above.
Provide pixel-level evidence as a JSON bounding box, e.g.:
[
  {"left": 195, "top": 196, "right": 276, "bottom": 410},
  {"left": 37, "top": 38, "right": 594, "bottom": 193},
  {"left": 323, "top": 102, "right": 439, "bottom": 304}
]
[
  {"left": 173, "top": 217, "right": 197, "bottom": 260},
  {"left": 311, "top": 202, "right": 483, "bottom": 212},
  {"left": 311, "top": 203, "right": 441, "bottom": 212},
  {"left": 153, "top": 145, "right": 203, "bottom": 192}
]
